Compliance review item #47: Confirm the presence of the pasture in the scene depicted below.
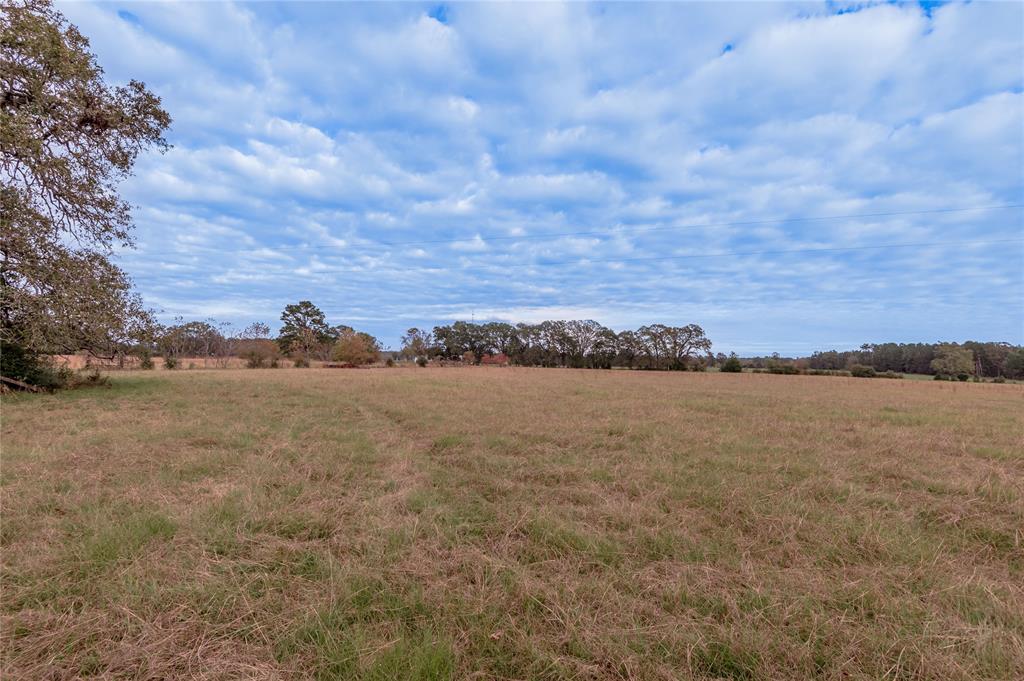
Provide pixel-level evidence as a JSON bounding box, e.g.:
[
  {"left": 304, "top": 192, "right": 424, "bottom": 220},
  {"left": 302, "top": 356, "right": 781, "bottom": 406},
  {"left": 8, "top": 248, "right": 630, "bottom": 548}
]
[{"left": 2, "top": 368, "right": 1022, "bottom": 680}]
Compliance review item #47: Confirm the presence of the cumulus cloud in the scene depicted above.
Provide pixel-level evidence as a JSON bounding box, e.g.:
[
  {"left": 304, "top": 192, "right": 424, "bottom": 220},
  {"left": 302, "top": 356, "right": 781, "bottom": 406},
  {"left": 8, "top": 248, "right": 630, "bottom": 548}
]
[{"left": 55, "top": 0, "right": 1024, "bottom": 352}]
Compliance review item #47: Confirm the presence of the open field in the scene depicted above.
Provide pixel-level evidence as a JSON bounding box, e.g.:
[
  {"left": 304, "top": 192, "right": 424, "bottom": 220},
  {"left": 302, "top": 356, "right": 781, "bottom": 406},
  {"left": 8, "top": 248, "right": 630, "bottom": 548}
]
[{"left": 2, "top": 368, "right": 1022, "bottom": 680}]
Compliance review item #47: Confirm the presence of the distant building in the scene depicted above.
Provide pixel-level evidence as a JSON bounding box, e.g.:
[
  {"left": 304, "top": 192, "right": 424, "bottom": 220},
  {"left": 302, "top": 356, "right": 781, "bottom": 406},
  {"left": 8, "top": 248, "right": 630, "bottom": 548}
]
[{"left": 481, "top": 353, "right": 510, "bottom": 366}]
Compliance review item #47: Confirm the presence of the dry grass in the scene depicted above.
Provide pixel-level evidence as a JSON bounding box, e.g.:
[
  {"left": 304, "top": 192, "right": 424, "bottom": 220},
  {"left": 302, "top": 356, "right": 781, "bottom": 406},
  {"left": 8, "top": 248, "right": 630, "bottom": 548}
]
[{"left": 2, "top": 367, "right": 1022, "bottom": 680}]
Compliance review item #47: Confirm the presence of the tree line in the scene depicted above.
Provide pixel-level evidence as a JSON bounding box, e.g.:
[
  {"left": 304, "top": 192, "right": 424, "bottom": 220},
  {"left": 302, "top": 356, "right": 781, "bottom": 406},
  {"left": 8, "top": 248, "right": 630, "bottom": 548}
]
[
  {"left": 141, "top": 304, "right": 714, "bottom": 372},
  {"left": 740, "top": 342, "right": 1024, "bottom": 380},
  {"left": 2, "top": 3, "right": 1020, "bottom": 389},
  {"left": 146, "top": 301, "right": 383, "bottom": 369},
  {"left": 403, "top": 320, "right": 713, "bottom": 370}
]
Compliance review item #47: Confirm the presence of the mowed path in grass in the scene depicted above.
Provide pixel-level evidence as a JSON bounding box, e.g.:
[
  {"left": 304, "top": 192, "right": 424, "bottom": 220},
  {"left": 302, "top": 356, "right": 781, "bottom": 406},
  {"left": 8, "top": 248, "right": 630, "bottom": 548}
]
[{"left": 1, "top": 368, "right": 1022, "bottom": 680}]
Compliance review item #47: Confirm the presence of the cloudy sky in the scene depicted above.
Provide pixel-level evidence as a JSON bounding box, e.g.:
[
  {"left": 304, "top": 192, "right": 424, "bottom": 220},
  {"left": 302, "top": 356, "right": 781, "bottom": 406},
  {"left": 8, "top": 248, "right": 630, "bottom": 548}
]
[{"left": 60, "top": 1, "right": 1022, "bottom": 353}]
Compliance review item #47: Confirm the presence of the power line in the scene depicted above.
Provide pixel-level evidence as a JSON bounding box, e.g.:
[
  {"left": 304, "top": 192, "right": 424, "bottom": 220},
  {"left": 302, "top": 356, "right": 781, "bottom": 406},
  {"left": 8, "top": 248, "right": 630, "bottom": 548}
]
[{"left": 134, "top": 203, "right": 1023, "bottom": 256}]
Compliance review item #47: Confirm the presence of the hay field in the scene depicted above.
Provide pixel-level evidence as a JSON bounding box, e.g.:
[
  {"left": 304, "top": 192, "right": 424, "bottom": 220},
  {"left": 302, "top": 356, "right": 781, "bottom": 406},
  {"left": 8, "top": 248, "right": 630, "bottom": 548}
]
[{"left": 2, "top": 368, "right": 1022, "bottom": 680}]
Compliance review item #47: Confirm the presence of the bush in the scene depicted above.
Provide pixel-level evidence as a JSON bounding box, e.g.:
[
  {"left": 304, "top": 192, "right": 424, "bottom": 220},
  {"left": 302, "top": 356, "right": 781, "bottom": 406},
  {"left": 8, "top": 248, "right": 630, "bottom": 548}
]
[
  {"left": 850, "top": 364, "right": 876, "bottom": 378},
  {"left": 163, "top": 356, "right": 178, "bottom": 370},
  {"left": 720, "top": 355, "right": 742, "bottom": 373},
  {"left": 72, "top": 367, "right": 109, "bottom": 388},
  {"left": 0, "top": 341, "right": 66, "bottom": 389},
  {"left": 416, "top": 356, "right": 428, "bottom": 368},
  {"left": 993, "top": 376, "right": 1006, "bottom": 384},
  {"left": 139, "top": 354, "right": 154, "bottom": 370},
  {"left": 293, "top": 357, "right": 310, "bottom": 368},
  {"left": 877, "top": 371, "right": 903, "bottom": 380},
  {"left": 385, "top": 358, "right": 395, "bottom": 367},
  {"left": 238, "top": 339, "right": 280, "bottom": 368},
  {"left": 768, "top": 364, "right": 800, "bottom": 375},
  {"left": 807, "top": 369, "right": 850, "bottom": 377},
  {"left": 332, "top": 331, "right": 381, "bottom": 365}
]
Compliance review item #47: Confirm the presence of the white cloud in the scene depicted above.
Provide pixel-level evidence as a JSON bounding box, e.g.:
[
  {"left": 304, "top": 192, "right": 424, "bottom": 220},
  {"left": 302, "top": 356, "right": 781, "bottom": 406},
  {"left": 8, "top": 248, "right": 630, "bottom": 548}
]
[{"left": 57, "top": 0, "right": 1023, "bottom": 350}]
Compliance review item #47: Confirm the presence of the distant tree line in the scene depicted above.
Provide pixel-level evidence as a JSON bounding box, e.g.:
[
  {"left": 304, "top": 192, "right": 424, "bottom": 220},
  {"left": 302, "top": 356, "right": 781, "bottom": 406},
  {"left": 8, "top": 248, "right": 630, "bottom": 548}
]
[
  {"left": 401, "top": 320, "right": 713, "bottom": 370},
  {"left": 139, "top": 310, "right": 1022, "bottom": 381},
  {"left": 134, "top": 301, "right": 382, "bottom": 369},
  {"left": 739, "top": 342, "right": 1024, "bottom": 380}
]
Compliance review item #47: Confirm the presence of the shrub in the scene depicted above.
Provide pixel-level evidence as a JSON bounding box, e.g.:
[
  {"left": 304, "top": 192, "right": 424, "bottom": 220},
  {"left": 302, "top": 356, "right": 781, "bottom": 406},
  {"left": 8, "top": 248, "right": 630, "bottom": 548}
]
[
  {"left": 849, "top": 364, "right": 876, "bottom": 378},
  {"left": 238, "top": 339, "right": 280, "bottom": 368},
  {"left": 720, "top": 355, "right": 742, "bottom": 373},
  {"left": 163, "top": 356, "right": 178, "bottom": 370},
  {"left": 768, "top": 364, "right": 800, "bottom": 375},
  {"left": 139, "top": 354, "right": 154, "bottom": 370},
  {"left": 293, "top": 357, "right": 310, "bottom": 368},
  {"left": 0, "top": 341, "right": 67, "bottom": 389},
  {"left": 73, "top": 367, "right": 109, "bottom": 388},
  {"left": 877, "top": 371, "right": 903, "bottom": 380},
  {"left": 332, "top": 330, "right": 381, "bottom": 365},
  {"left": 385, "top": 358, "right": 395, "bottom": 367},
  {"left": 807, "top": 369, "right": 848, "bottom": 376},
  {"left": 414, "top": 356, "right": 427, "bottom": 368},
  {"left": 993, "top": 376, "right": 1006, "bottom": 384}
]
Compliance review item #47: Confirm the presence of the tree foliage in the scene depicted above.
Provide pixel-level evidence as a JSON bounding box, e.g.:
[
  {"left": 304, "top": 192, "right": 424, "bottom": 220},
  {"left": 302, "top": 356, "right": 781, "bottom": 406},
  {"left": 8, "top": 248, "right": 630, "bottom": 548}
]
[
  {"left": 930, "top": 344, "right": 974, "bottom": 379},
  {"left": 331, "top": 328, "right": 381, "bottom": 365},
  {"left": 399, "top": 327, "right": 433, "bottom": 361},
  {"left": 277, "top": 301, "right": 332, "bottom": 357},
  {"left": 428, "top": 319, "right": 712, "bottom": 370},
  {"left": 802, "top": 341, "right": 1020, "bottom": 378},
  {"left": 720, "top": 353, "right": 742, "bottom": 373},
  {"left": 1, "top": 0, "right": 170, "bottom": 377}
]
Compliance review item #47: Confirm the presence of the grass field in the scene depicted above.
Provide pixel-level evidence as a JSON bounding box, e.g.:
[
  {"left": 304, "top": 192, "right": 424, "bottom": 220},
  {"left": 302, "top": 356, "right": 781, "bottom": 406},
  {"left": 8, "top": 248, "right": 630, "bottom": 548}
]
[{"left": 2, "top": 368, "right": 1022, "bottom": 680}]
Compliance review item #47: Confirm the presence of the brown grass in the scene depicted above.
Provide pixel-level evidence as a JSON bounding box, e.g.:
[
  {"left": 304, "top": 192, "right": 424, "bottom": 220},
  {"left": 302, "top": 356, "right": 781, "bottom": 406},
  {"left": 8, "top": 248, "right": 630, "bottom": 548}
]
[{"left": 2, "top": 368, "right": 1022, "bottom": 679}]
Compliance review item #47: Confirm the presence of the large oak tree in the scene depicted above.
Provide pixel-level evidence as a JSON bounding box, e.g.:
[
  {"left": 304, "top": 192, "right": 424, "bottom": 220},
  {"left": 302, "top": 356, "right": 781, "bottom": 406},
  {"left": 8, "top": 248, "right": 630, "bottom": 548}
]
[{"left": 1, "top": 0, "right": 170, "bottom": 381}]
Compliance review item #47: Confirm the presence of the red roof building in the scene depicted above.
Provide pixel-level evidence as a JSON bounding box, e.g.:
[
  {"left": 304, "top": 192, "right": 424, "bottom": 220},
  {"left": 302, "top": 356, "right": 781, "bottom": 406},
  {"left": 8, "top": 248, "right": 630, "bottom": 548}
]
[{"left": 480, "top": 353, "right": 510, "bottom": 366}]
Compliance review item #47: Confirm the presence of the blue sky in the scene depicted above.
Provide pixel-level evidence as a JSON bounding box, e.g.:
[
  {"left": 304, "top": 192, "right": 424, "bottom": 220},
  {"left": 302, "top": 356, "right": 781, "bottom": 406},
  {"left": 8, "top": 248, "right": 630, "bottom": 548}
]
[{"left": 59, "top": 1, "right": 1023, "bottom": 354}]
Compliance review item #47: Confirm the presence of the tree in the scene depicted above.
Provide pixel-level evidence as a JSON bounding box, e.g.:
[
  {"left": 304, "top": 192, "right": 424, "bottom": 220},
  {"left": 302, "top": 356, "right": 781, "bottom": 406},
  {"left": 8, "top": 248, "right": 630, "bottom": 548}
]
[
  {"left": 615, "top": 330, "right": 640, "bottom": 369},
  {"left": 930, "top": 344, "right": 974, "bottom": 379},
  {"left": 1003, "top": 348, "right": 1024, "bottom": 380},
  {"left": 332, "top": 328, "right": 381, "bottom": 365},
  {"left": 400, "top": 327, "right": 433, "bottom": 362},
  {"left": 431, "top": 324, "right": 459, "bottom": 360},
  {"left": 277, "top": 301, "right": 330, "bottom": 358},
  {"left": 1, "top": 0, "right": 170, "bottom": 383},
  {"left": 662, "top": 324, "right": 712, "bottom": 370},
  {"left": 235, "top": 322, "right": 278, "bottom": 368},
  {"left": 721, "top": 353, "right": 742, "bottom": 372},
  {"left": 563, "top": 319, "right": 606, "bottom": 368},
  {"left": 482, "top": 322, "right": 516, "bottom": 356}
]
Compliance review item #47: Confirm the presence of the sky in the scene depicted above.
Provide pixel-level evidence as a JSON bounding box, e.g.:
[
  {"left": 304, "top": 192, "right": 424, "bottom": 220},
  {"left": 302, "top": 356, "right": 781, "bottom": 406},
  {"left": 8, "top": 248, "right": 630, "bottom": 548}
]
[{"left": 58, "top": 0, "right": 1023, "bottom": 354}]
